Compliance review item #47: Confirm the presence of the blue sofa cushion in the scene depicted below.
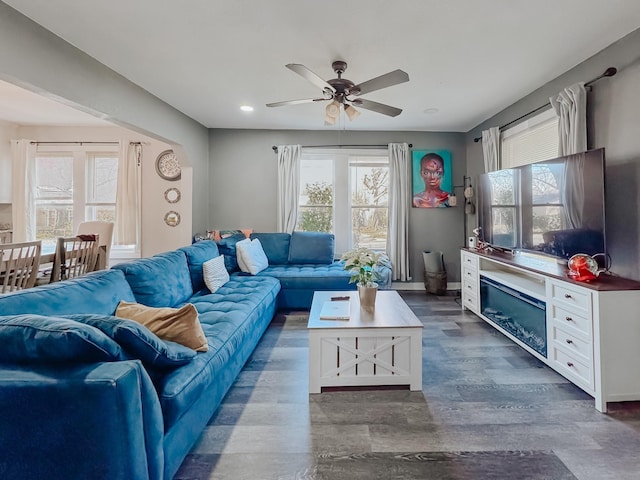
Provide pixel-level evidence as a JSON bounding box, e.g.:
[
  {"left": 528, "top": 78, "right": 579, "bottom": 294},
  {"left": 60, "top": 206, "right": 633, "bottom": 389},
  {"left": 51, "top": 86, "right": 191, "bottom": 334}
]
[
  {"left": 288, "top": 231, "right": 335, "bottom": 264},
  {"left": 112, "top": 250, "right": 193, "bottom": 307},
  {"left": 250, "top": 233, "right": 291, "bottom": 264},
  {"left": 215, "top": 232, "right": 248, "bottom": 273},
  {"left": 0, "top": 269, "right": 136, "bottom": 317},
  {"left": 0, "top": 315, "right": 125, "bottom": 364},
  {"left": 156, "top": 275, "right": 281, "bottom": 431},
  {"left": 250, "top": 262, "right": 354, "bottom": 290},
  {"left": 62, "top": 314, "right": 197, "bottom": 369},
  {"left": 178, "top": 241, "right": 220, "bottom": 292}
]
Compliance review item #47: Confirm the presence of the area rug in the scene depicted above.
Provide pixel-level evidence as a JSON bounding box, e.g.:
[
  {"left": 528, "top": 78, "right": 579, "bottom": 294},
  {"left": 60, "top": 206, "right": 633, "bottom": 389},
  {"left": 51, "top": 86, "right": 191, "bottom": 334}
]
[{"left": 314, "top": 450, "right": 576, "bottom": 480}]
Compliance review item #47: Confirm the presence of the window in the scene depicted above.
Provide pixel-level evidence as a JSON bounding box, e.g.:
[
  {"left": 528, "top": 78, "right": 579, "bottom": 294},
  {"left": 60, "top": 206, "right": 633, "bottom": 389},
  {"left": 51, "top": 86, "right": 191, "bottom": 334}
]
[
  {"left": 35, "top": 146, "right": 118, "bottom": 248},
  {"left": 486, "top": 158, "right": 564, "bottom": 249},
  {"left": 528, "top": 162, "right": 563, "bottom": 246},
  {"left": 501, "top": 108, "right": 559, "bottom": 169},
  {"left": 486, "top": 169, "right": 518, "bottom": 247},
  {"left": 297, "top": 149, "right": 389, "bottom": 254}
]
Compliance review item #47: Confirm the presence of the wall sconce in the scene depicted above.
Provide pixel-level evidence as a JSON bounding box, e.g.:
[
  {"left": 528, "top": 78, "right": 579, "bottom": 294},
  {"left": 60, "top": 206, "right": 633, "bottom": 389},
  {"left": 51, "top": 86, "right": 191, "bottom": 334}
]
[
  {"left": 451, "top": 176, "right": 473, "bottom": 210},
  {"left": 452, "top": 175, "right": 475, "bottom": 247},
  {"left": 463, "top": 176, "right": 475, "bottom": 214}
]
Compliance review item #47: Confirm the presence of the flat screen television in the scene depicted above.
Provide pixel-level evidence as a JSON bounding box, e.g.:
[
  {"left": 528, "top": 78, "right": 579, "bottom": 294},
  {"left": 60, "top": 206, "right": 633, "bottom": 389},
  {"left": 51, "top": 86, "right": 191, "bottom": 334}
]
[{"left": 476, "top": 148, "right": 607, "bottom": 266}]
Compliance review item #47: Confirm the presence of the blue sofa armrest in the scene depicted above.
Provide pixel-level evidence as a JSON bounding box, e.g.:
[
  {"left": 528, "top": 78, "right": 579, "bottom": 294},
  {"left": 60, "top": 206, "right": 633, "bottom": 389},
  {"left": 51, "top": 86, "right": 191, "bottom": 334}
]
[{"left": 0, "top": 360, "right": 164, "bottom": 480}]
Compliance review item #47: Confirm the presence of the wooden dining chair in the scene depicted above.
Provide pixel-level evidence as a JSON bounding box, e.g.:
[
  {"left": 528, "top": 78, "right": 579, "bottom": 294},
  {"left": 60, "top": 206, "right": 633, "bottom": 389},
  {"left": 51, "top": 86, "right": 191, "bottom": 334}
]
[
  {"left": 0, "top": 240, "right": 42, "bottom": 293},
  {"left": 76, "top": 221, "right": 114, "bottom": 269},
  {"left": 50, "top": 235, "right": 100, "bottom": 282}
]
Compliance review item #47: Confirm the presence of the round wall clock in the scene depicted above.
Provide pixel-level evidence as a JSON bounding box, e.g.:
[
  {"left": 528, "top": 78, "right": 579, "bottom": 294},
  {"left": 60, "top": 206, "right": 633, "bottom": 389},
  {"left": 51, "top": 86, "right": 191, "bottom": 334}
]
[{"left": 155, "top": 150, "right": 181, "bottom": 181}]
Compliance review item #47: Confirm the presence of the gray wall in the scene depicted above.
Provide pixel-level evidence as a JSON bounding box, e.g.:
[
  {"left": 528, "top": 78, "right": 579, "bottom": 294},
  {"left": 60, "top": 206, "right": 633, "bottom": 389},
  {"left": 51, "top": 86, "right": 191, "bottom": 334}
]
[
  {"left": 466, "top": 27, "right": 640, "bottom": 280},
  {"left": 208, "top": 129, "right": 466, "bottom": 283},
  {"left": 0, "top": 2, "right": 210, "bottom": 234}
]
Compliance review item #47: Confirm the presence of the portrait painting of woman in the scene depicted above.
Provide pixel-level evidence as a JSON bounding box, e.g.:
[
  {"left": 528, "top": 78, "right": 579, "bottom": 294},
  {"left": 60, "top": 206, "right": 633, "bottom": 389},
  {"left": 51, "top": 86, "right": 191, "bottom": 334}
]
[{"left": 412, "top": 150, "right": 453, "bottom": 208}]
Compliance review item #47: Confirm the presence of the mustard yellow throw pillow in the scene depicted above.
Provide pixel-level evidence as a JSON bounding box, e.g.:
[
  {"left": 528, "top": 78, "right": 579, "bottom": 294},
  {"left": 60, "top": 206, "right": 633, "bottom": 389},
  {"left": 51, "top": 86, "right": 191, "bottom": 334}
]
[{"left": 115, "top": 301, "right": 208, "bottom": 352}]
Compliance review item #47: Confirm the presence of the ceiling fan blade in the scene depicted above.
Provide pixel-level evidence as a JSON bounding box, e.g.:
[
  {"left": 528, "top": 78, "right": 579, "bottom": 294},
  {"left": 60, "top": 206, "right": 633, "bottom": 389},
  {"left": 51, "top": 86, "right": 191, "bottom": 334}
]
[
  {"left": 266, "top": 97, "right": 330, "bottom": 107},
  {"left": 286, "top": 64, "right": 335, "bottom": 94},
  {"left": 352, "top": 98, "right": 402, "bottom": 117},
  {"left": 353, "top": 69, "right": 409, "bottom": 96}
]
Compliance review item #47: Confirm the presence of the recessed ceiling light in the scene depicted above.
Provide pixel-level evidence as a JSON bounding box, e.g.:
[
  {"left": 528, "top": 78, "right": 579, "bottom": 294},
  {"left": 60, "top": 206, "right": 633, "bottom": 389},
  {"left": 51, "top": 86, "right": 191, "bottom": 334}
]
[
  {"left": 240, "top": 105, "right": 254, "bottom": 112},
  {"left": 423, "top": 108, "right": 439, "bottom": 114}
]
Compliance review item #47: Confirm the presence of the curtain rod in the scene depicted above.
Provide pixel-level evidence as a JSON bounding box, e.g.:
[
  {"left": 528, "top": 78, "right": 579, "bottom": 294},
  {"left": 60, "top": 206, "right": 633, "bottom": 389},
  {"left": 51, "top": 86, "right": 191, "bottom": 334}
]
[
  {"left": 473, "top": 67, "right": 617, "bottom": 143},
  {"left": 272, "top": 143, "right": 412, "bottom": 152},
  {"left": 30, "top": 141, "right": 148, "bottom": 145},
  {"left": 30, "top": 141, "right": 120, "bottom": 145}
]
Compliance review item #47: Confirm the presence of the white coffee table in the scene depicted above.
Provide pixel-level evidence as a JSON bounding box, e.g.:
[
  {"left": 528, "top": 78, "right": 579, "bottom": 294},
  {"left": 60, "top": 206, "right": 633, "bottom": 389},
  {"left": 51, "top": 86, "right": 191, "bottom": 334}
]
[{"left": 307, "top": 290, "right": 423, "bottom": 394}]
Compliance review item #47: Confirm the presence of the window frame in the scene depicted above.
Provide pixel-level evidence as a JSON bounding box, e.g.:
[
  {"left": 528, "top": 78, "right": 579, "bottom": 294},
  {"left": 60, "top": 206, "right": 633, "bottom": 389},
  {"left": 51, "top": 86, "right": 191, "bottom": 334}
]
[
  {"left": 298, "top": 148, "right": 389, "bottom": 255},
  {"left": 34, "top": 144, "right": 127, "bottom": 255}
]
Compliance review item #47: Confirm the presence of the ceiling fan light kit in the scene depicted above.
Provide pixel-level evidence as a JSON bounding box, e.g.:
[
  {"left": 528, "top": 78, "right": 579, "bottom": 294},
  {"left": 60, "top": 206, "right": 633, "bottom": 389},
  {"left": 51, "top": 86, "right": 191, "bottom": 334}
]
[
  {"left": 324, "top": 100, "right": 340, "bottom": 125},
  {"left": 267, "top": 60, "right": 409, "bottom": 125},
  {"left": 326, "top": 100, "right": 340, "bottom": 117},
  {"left": 344, "top": 104, "right": 360, "bottom": 121}
]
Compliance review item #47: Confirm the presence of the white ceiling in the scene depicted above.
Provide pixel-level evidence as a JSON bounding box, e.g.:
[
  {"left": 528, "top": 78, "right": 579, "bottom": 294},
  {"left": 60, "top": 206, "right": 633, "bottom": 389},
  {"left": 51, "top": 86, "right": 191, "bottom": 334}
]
[{"left": 4, "top": 0, "right": 640, "bottom": 132}]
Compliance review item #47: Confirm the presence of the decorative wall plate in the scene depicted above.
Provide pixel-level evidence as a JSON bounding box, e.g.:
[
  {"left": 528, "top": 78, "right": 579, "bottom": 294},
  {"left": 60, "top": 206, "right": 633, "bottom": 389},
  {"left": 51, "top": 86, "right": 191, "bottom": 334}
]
[
  {"left": 164, "top": 211, "right": 181, "bottom": 227},
  {"left": 155, "top": 150, "right": 181, "bottom": 181},
  {"left": 164, "top": 187, "right": 181, "bottom": 204}
]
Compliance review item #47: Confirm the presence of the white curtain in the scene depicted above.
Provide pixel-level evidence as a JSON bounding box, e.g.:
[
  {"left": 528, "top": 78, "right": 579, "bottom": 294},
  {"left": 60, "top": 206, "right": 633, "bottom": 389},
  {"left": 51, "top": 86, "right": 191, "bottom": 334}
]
[
  {"left": 114, "top": 142, "right": 141, "bottom": 245},
  {"left": 388, "top": 142, "right": 410, "bottom": 282},
  {"left": 561, "top": 153, "right": 586, "bottom": 229},
  {"left": 10, "top": 139, "right": 36, "bottom": 242},
  {"left": 276, "top": 145, "right": 301, "bottom": 233},
  {"left": 550, "top": 82, "right": 587, "bottom": 155},
  {"left": 482, "top": 127, "right": 500, "bottom": 172}
]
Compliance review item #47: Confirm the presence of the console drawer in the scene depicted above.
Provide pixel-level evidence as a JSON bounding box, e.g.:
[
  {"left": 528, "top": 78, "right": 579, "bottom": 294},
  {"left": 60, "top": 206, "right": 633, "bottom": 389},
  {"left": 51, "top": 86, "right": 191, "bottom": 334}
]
[
  {"left": 462, "top": 290, "right": 479, "bottom": 313},
  {"left": 549, "top": 281, "right": 590, "bottom": 314},
  {"left": 462, "top": 267, "right": 478, "bottom": 294},
  {"left": 551, "top": 347, "right": 594, "bottom": 391},
  {"left": 548, "top": 304, "right": 591, "bottom": 338},
  {"left": 461, "top": 251, "right": 478, "bottom": 269},
  {"left": 551, "top": 323, "right": 592, "bottom": 363}
]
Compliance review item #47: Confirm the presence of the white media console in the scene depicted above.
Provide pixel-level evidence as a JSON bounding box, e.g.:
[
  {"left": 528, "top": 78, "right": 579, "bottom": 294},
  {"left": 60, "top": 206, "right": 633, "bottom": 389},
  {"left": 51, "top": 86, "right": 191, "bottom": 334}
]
[{"left": 461, "top": 248, "right": 640, "bottom": 413}]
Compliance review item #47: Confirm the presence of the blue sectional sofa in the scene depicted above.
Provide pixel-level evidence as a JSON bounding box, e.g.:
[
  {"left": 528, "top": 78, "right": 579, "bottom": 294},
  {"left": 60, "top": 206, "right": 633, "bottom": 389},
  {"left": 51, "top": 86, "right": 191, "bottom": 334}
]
[
  {"left": 0, "top": 240, "right": 279, "bottom": 480},
  {"left": 0, "top": 233, "right": 392, "bottom": 479},
  {"left": 217, "top": 231, "right": 392, "bottom": 309}
]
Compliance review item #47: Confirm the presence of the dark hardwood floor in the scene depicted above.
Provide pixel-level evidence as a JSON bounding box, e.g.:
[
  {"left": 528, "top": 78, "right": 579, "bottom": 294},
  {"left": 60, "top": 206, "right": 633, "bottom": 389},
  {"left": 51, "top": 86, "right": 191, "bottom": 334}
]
[{"left": 175, "top": 290, "right": 640, "bottom": 480}]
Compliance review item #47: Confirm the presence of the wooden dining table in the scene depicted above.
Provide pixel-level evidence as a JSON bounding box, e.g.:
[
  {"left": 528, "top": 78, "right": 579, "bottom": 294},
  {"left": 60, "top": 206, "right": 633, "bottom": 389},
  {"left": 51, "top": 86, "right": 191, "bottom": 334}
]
[{"left": 39, "top": 244, "right": 108, "bottom": 270}]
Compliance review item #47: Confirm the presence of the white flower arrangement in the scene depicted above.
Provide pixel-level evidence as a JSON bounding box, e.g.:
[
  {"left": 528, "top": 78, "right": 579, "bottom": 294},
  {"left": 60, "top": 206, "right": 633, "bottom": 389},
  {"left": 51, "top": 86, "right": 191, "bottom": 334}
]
[{"left": 340, "top": 247, "right": 383, "bottom": 288}]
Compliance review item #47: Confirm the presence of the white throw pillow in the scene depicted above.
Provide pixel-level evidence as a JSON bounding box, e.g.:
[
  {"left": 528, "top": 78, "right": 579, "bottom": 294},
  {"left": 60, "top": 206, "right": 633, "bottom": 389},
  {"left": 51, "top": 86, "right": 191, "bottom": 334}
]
[
  {"left": 202, "top": 255, "right": 230, "bottom": 293},
  {"left": 236, "top": 238, "right": 269, "bottom": 275},
  {"left": 234, "top": 238, "right": 252, "bottom": 272}
]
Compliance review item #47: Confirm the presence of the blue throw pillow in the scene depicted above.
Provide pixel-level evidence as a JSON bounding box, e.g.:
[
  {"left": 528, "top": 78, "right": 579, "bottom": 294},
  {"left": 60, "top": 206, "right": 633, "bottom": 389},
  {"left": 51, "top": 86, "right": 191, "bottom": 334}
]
[
  {"left": 0, "top": 315, "right": 125, "bottom": 364},
  {"left": 288, "top": 231, "right": 335, "bottom": 264},
  {"left": 178, "top": 240, "right": 221, "bottom": 292},
  {"left": 112, "top": 250, "right": 193, "bottom": 307},
  {"left": 216, "top": 232, "right": 248, "bottom": 272},
  {"left": 62, "top": 314, "right": 197, "bottom": 369},
  {"left": 250, "top": 233, "right": 291, "bottom": 264}
]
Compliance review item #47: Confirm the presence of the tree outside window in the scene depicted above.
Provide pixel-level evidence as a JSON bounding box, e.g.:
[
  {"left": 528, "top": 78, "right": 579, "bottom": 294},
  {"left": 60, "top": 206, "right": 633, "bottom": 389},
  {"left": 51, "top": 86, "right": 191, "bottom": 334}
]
[{"left": 296, "top": 150, "right": 388, "bottom": 254}]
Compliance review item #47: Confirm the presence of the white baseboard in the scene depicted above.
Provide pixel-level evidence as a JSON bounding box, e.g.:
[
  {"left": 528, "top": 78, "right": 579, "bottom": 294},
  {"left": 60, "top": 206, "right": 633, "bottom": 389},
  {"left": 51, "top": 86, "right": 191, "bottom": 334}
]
[{"left": 391, "top": 282, "right": 461, "bottom": 291}]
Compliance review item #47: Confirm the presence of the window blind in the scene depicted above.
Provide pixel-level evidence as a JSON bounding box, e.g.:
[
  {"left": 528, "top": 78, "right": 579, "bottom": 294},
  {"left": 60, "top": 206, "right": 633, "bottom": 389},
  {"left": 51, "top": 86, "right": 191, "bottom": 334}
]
[{"left": 501, "top": 108, "right": 559, "bottom": 169}]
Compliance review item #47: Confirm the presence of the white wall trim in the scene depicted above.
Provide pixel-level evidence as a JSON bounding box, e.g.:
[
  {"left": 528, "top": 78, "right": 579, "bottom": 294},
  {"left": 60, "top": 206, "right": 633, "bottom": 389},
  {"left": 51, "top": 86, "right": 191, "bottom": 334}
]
[{"left": 392, "top": 281, "right": 461, "bottom": 291}]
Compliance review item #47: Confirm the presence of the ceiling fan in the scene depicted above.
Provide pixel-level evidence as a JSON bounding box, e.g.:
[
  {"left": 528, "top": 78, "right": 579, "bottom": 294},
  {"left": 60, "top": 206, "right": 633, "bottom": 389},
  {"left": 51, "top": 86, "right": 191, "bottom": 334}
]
[{"left": 266, "top": 60, "right": 409, "bottom": 124}]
